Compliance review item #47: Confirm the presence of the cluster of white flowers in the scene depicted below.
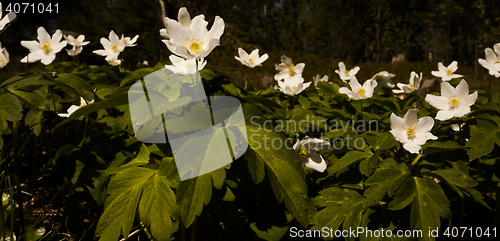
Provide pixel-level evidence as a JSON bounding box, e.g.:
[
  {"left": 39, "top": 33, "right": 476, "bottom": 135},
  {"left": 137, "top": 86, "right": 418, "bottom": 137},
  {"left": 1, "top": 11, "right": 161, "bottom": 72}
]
[
  {"left": 160, "top": 7, "right": 224, "bottom": 74},
  {"left": 93, "top": 30, "right": 138, "bottom": 66}
]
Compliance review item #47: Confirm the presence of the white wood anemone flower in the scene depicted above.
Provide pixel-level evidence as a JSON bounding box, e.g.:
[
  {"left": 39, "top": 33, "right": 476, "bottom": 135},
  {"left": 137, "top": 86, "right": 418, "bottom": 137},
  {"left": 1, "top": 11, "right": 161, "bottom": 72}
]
[
  {"left": 390, "top": 109, "right": 438, "bottom": 154},
  {"left": 161, "top": 9, "right": 224, "bottom": 60},
  {"left": 371, "top": 71, "right": 395, "bottom": 93},
  {"left": 64, "top": 35, "right": 90, "bottom": 47},
  {"left": 312, "top": 74, "right": 329, "bottom": 87},
  {"left": 58, "top": 97, "right": 94, "bottom": 118},
  {"left": 335, "top": 62, "right": 360, "bottom": 82},
  {"left": 0, "top": 3, "right": 16, "bottom": 31},
  {"left": 425, "top": 79, "right": 478, "bottom": 121},
  {"left": 431, "top": 61, "right": 463, "bottom": 81},
  {"left": 293, "top": 136, "right": 331, "bottom": 172},
  {"left": 274, "top": 55, "right": 305, "bottom": 81},
  {"left": 338, "top": 76, "right": 377, "bottom": 100},
  {"left": 20, "top": 27, "right": 67, "bottom": 65},
  {"left": 160, "top": 7, "right": 192, "bottom": 39},
  {"left": 0, "top": 42, "right": 9, "bottom": 68},
  {"left": 277, "top": 75, "right": 311, "bottom": 96},
  {"left": 165, "top": 55, "right": 207, "bottom": 75},
  {"left": 93, "top": 30, "right": 125, "bottom": 61},
  {"left": 121, "top": 35, "right": 139, "bottom": 47},
  {"left": 478, "top": 44, "right": 500, "bottom": 77},
  {"left": 235, "top": 48, "right": 268, "bottom": 68},
  {"left": 392, "top": 71, "right": 422, "bottom": 94},
  {"left": 107, "top": 57, "right": 121, "bottom": 66},
  {"left": 66, "top": 46, "right": 82, "bottom": 57}
]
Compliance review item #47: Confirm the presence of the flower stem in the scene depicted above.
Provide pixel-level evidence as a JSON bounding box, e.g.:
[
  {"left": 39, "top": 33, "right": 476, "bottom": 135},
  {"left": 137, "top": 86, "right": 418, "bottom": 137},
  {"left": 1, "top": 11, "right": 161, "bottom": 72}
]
[
  {"left": 410, "top": 153, "right": 423, "bottom": 168},
  {"left": 360, "top": 99, "right": 364, "bottom": 120}
]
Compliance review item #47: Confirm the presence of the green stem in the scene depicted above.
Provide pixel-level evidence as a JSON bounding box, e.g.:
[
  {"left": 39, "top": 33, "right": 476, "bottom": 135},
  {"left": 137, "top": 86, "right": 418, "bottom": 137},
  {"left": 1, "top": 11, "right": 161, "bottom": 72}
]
[
  {"left": 487, "top": 75, "right": 492, "bottom": 93},
  {"left": 410, "top": 153, "right": 423, "bottom": 168},
  {"left": 360, "top": 99, "right": 364, "bottom": 120}
]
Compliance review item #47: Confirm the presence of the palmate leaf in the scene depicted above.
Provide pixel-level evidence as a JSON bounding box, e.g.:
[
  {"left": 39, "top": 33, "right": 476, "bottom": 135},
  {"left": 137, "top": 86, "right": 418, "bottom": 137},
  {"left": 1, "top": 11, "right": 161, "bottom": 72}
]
[
  {"left": 246, "top": 125, "right": 309, "bottom": 227},
  {"left": 388, "top": 177, "right": 452, "bottom": 241},
  {"left": 312, "top": 187, "right": 366, "bottom": 241},
  {"left": 176, "top": 174, "right": 213, "bottom": 228},
  {"left": 363, "top": 159, "right": 410, "bottom": 206},
  {"left": 96, "top": 167, "right": 178, "bottom": 241}
]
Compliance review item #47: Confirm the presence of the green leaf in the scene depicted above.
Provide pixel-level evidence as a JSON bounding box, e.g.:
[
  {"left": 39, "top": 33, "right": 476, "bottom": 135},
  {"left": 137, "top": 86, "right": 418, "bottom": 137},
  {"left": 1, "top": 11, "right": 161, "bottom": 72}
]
[
  {"left": 364, "top": 159, "right": 410, "bottom": 206},
  {"left": 246, "top": 125, "right": 309, "bottom": 227},
  {"left": 316, "top": 81, "right": 339, "bottom": 96},
  {"left": 120, "top": 67, "right": 156, "bottom": 87},
  {"left": 0, "top": 93, "right": 23, "bottom": 122},
  {"left": 2, "top": 74, "right": 54, "bottom": 91},
  {"left": 53, "top": 89, "right": 129, "bottom": 130},
  {"left": 10, "top": 90, "right": 51, "bottom": 111},
  {"left": 325, "top": 150, "right": 372, "bottom": 177},
  {"left": 55, "top": 73, "right": 94, "bottom": 101},
  {"left": 423, "top": 141, "right": 464, "bottom": 155},
  {"left": 24, "top": 110, "right": 43, "bottom": 136},
  {"left": 96, "top": 167, "right": 158, "bottom": 241},
  {"left": 139, "top": 172, "right": 178, "bottom": 241},
  {"left": 312, "top": 187, "right": 366, "bottom": 241},
  {"left": 176, "top": 174, "right": 212, "bottom": 227},
  {"left": 389, "top": 177, "right": 451, "bottom": 241},
  {"left": 466, "top": 131, "right": 500, "bottom": 160}
]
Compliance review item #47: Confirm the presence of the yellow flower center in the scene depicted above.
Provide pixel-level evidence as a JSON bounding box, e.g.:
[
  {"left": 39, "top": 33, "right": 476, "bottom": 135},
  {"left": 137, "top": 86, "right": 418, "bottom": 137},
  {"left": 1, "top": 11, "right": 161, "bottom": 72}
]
[
  {"left": 344, "top": 70, "right": 350, "bottom": 76},
  {"left": 406, "top": 127, "right": 416, "bottom": 137},
  {"left": 0, "top": 58, "right": 5, "bottom": 63},
  {"left": 40, "top": 41, "right": 51, "bottom": 53},
  {"left": 124, "top": 39, "right": 129, "bottom": 44},
  {"left": 495, "top": 60, "right": 500, "bottom": 64},
  {"left": 288, "top": 65, "right": 295, "bottom": 74},
  {"left": 445, "top": 69, "right": 453, "bottom": 75},
  {"left": 409, "top": 83, "right": 414, "bottom": 88},
  {"left": 72, "top": 39, "right": 77, "bottom": 44},
  {"left": 186, "top": 39, "right": 204, "bottom": 54},
  {"left": 248, "top": 58, "right": 254, "bottom": 64},
  {"left": 357, "top": 88, "right": 365, "bottom": 96},
  {"left": 298, "top": 146, "right": 308, "bottom": 157},
  {"left": 291, "top": 86, "right": 297, "bottom": 91},
  {"left": 448, "top": 94, "right": 461, "bottom": 107},
  {"left": 112, "top": 44, "right": 119, "bottom": 52},
  {"left": 109, "top": 60, "right": 115, "bottom": 64}
]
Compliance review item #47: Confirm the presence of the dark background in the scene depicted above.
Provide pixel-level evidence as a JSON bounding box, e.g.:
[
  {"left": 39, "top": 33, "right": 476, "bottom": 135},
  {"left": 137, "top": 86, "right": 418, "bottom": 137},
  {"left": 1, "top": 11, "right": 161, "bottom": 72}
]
[{"left": 1, "top": 0, "right": 500, "bottom": 89}]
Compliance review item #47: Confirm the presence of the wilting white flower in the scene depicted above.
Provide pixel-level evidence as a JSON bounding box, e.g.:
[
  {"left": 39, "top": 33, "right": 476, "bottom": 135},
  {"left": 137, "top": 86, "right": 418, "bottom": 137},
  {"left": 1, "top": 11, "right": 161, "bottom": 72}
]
[
  {"left": 293, "top": 136, "right": 331, "bottom": 172},
  {"left": 371, "top": 71, "right": 395, "bottom": 93},
  {"left": 451, "top": 123, "right": 465, "bottom": 132},
  {"left": 121, "top": 35, "right": 139, "bottom": 47},
  {"left": 58, "top": 97, "right": 94, "bottom": 118},
  {"left": 431, "top": 61, "right": 463, "bottom": 81},
  {"left": 160, "top": 7, "right": 192, "bottom": 39},
  {"left": 425, "top": 79, "right": 477, "bottom": 121},
  {"left": 392, "top": 71, "right": 422, "bottom": 94},
  {"left": 0, "top": 3, "right": 16, "bottom": 31},
  {"left": 66, "top": 46, "right": 82, "bottom": 57},
  {"left": 235, "top": 48, "right": 268, "bottom": 68},
  {"left": 161, "top": 8, "right": 224, "bottom": 60},
  {"left": 64, "top": 35, "right": 89, "bottom": 47},
  {"left": 277, "top": 75, "right": 311, "bottom": 96},
  {"left": 165, "top": 55, "right": 206, "bottom": 75},
  {"left": 390, "top": 109, "right": 438, "bottom": 154},
  {"left": 0, "top": 42, "right": 9, "bottom": 68},
  {"left": 20, "top": 27, "right": 67, "bottom": 65},
  {"left": 312, "top": 74, "right": 329, "bottom": 86},
  {"left": 478, "top": 44, "right": 500, "bottom": 77},
  {"left": 335, "top": 62, "right": 360, "bottom": 82},
  {"left": 274, "top": 55, "right": 305, "bottom": 81},
  {"left": 107, "top": 57, "right": 121, "bottom": 66},
  {"left": 93, "top": 30, "right": 125, "bottom": 61},
  {"left": 338, "top": 76, "right": 377, "bottom": 100}
]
